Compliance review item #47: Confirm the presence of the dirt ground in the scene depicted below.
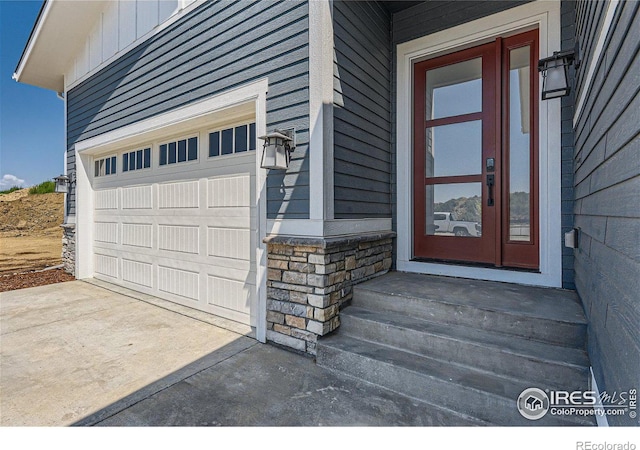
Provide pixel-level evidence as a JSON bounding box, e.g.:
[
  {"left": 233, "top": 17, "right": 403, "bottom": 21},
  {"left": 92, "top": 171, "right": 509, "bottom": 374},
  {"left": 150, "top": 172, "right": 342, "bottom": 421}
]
[{"left": 0, "top": 189, "right": 73, "bottom": 290}]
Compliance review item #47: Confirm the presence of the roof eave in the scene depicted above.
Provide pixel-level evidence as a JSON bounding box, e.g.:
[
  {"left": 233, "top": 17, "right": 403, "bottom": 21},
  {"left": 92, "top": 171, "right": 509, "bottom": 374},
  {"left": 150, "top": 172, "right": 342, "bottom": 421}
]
[{"left": 13, "top": 0, "right": 108, "bottom": 93}]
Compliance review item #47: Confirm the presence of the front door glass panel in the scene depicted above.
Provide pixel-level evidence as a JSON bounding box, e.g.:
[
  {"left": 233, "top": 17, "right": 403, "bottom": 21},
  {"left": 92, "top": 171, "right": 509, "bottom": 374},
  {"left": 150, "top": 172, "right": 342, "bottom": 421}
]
[
  {"left": 426, "top": 121, "right": 482, "bottom": 177},
  {"left": 426, "top": 58, "right": 482, "bottom": 120},
  {"left": 426, "top": 183, "right": 482, "bottom": 237}
]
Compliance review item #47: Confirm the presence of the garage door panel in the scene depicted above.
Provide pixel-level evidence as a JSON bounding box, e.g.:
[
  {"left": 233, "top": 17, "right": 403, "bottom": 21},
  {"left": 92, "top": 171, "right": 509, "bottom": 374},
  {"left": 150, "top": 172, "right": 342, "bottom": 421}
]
[
  {"left": 95, "top": 222, "right": 118, "bottom": 244},
  {"left": 207, "top": 275, "right": 253, "bottom": 314},
  {"left": 122, "top": 223, "right": 153, "bottom": 248},
  {"left": 122, "top": 185, "right": 153, "bottom": 209},
  {"left": 158, "top": 266, "right": 200, "bottom": 301},
  {"left": 95, "top": 253, "right": 119, "bottom": 278},
  {"left": 207, "top": 175, "right": 251, "bottom": 208},
  {"left": 157, "top": 224, "right": 199, "bottom": 254},
  {"left": 95, "top": 189, "right": 119, "bottom": 210},
  {"left": 158, "top": 181, "right": 199, "bottom": 209},
  {"left": 122, "top": 259, "right": 153, "bottom": 288},
  {"left": 207, "top": 227, "right": 250, "bottom": 260}
]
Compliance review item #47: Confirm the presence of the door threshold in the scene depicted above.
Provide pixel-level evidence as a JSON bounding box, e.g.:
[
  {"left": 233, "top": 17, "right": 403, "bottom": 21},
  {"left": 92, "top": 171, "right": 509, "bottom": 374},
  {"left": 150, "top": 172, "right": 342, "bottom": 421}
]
[{"left": 410, "top": 258, "right": 540, "bottom": 274}]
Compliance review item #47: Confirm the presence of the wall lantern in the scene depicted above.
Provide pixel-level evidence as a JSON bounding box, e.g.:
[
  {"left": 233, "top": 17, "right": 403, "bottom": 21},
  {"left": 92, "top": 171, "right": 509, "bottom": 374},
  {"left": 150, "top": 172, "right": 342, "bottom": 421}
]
[
  {"left": 259, "top": 129, "right": 295, "bottom": 170},
  {"left": 538, "top": 49, "right": 578, "bottom": 100},
  {"left": 53, "top": 174, "right": 74, "bottom": 193}
]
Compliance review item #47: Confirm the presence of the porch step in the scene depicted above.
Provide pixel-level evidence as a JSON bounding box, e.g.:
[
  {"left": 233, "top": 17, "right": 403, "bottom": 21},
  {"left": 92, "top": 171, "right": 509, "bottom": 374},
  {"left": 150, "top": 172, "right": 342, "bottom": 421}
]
[
  {"left": 352, "top": 272, "right": 588, "bottom": 347},
  {"left": 317, "top": 335, "right": 593, "bottom": 426},
  {"left": 339, "top": 306, "right": 590, "bottom": 391},
  {"left": 316, "top": 272, "right": 594, "bottom": 426}
]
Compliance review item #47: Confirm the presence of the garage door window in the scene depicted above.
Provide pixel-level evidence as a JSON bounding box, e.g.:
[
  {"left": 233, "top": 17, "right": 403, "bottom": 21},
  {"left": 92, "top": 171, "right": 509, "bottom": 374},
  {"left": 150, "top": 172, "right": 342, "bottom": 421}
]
[
  {"left": 209, "top": 122, "right": 256, "bottom": 157},
  {"left": 95, "top": 156, "right": 117, "bottom": 177},
  {"left": 159, "top": 136, "right": 198, "bottom": 166},
  {"left": 123, "top": 148, "right": 151, "bottom": 172}
]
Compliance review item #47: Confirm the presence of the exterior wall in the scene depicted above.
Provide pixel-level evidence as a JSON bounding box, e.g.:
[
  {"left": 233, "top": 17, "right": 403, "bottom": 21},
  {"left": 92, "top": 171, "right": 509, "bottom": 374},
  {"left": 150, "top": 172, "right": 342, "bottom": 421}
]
[
  {"left": 573, "top": 0, "right": 640, "bottom": 426},
  {"left": 333, "top": 1, "right": 392, "bottom": 218},
  {"left": 65, "top": 0, "right": 310, "bottom": 220},
  {"left": 265, "top": 232, "right": 394, "bottom": 354}
]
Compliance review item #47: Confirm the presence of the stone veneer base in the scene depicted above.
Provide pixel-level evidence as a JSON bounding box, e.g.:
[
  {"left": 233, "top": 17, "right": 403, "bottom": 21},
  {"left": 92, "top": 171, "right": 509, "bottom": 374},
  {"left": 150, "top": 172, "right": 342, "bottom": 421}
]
[
  {"left": 264, "top": 231, "right": 395, "bottom": 355},
  {"left": 61, "top": 223, "right": 76, "bottom": 276}
]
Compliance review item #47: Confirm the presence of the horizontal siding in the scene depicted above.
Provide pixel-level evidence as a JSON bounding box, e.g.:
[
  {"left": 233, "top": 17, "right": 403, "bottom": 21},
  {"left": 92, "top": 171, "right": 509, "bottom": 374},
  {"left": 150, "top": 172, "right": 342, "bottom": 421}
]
[
  {"left": 392, "top": 0, "right": 531, "bottom": 45},
  {"left": 66, "top": 0, "right": 309, "bottom": 220},
  {"left": 573, "top": 0, "right": 640, "bottom": 426},
  {"left": 333, "top": 0, "right": 392, "bottom": 219}
]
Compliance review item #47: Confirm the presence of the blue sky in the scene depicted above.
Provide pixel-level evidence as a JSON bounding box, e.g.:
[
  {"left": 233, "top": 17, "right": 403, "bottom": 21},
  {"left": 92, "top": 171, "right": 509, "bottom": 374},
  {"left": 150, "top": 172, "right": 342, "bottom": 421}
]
[{"left": 0, "top": 0, "right": 64, "bottom": 189}]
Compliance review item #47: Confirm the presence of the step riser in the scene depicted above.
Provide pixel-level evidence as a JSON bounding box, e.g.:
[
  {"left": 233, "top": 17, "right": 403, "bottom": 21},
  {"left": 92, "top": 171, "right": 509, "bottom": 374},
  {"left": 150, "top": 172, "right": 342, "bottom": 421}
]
[
  {"left": 352, "top": 289, "right": 587, "bottom": 347},
  {"left": 317, "top": 343, "right": 592, "bottom": 426},
  {"left": 340, "top": 314, "right": 590, "bottom": 391}
]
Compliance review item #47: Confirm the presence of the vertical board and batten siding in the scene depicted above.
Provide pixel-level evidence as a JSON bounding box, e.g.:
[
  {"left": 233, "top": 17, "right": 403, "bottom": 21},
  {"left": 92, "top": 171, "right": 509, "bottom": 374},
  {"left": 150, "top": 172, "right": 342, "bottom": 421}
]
[
  {"left": 66, "top": 0, "right": 310, "bottom": 219},
  {"left": 572, "top": 0, "right": 640, "bottom": 426},
  {"left": 333, "top": 0, "right": 392, "bottom": 218}
]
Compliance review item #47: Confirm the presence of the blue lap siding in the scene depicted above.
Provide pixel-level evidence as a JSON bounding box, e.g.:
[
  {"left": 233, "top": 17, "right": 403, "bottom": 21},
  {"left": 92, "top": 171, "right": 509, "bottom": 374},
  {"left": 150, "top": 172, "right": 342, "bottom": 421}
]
[{"left": 333, "top": 0, "right": 392, "bottom": 218}]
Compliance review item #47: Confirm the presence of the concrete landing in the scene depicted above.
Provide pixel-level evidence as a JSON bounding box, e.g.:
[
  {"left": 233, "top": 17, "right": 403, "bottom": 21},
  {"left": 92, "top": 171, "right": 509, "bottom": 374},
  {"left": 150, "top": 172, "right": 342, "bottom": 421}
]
[{"left": 358, "top": 272, "right": 586, "bottom": 324}]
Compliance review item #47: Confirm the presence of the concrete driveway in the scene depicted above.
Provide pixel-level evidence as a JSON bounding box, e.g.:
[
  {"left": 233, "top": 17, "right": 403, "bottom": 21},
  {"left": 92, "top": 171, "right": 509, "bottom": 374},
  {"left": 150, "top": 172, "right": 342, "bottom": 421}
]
[
  {"left": 1, "top": 280, "right": 467, "bottom": 426},
  {"left": 0, "top": 280, "right": 256, "bottom": 426}
]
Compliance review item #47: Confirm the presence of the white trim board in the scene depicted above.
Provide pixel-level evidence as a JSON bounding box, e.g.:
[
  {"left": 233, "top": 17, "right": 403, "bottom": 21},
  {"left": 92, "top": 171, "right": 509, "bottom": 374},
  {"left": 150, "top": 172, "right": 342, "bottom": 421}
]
[
  {"left": 308, "top": 0, "right": 335, "bottom": 221},
  {"left": 573, "top": 0, "right": 621, "bottom": 126},
  {"left": 74, "top": 79, "right": 269, "bottom": 343},
  {"left": 76, "top": 80, "right": 267, "bottom": 153},
  {"left": 396, "top": 1, "right": 563, "bottom": 288}
]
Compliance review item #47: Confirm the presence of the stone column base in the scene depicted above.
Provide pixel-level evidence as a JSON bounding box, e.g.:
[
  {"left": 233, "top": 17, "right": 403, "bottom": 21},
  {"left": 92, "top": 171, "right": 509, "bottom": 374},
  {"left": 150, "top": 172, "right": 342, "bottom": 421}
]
[
  {"left": 264, "top": 231, "right": 395, "bottom": 355},
  {"left": 61, "top": 223, "right": 76, "bottom": 276}
]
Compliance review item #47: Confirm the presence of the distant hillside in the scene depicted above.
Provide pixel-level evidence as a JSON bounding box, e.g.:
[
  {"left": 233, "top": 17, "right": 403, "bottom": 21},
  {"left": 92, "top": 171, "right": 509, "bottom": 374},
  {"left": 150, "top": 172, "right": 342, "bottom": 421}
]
[
  {"left": 435, "top": 195, "right": 481, "bottom": 222},
  {"left": 434, "top": 192, "right": 530, "bottom": 223}
]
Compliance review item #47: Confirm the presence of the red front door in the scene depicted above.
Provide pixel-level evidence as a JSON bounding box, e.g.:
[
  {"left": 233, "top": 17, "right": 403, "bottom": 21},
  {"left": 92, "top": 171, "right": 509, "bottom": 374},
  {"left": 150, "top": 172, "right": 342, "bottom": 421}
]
[{"left": 413, "top": 30, "right": 539, "bottom": 270}]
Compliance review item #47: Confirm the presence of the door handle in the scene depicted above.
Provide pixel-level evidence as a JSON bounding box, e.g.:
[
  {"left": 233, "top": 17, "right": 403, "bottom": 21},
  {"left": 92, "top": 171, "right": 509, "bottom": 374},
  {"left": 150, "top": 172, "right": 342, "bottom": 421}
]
[{"left": 487, "top": 174, "right": 495, "bottom": 206}]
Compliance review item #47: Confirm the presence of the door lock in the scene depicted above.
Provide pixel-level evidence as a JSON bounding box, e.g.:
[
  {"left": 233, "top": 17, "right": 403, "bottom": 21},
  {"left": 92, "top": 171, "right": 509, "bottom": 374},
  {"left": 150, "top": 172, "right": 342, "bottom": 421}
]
[
  {"left": 486, "top": 157, "right": 495, "bottom": 172},
  {"left": 487, "top": 174, "right": 495, "bottom": 206}
]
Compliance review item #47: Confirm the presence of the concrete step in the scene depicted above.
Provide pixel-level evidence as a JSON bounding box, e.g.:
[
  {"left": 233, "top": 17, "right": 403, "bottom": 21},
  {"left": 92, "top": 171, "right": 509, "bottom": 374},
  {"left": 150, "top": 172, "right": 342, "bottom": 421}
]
[
  {"left": 339, "top": 307, "right": 590, "bottom": 391},
  {"left": 317, "top": 334, "right": 594, "bottom": 426},
  {"left": 352, "top": 272, "right": 587, "bottom": 347}
]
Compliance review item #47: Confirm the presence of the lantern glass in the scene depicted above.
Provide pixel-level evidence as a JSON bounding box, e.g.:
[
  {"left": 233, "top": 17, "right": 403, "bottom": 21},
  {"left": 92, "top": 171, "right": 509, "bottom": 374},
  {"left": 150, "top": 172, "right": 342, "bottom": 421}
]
[
  {"left": 541, "top": 58, "right": 569, "bottom": 100},
  {"left": 261, "top": 142, "right": 278, "bottom": 168},
  {"left": 259, "top": 131, "right": 294, "bottom": 170},
  {"left": 54, "top": 176, "right": 69, "bottom": 193}
]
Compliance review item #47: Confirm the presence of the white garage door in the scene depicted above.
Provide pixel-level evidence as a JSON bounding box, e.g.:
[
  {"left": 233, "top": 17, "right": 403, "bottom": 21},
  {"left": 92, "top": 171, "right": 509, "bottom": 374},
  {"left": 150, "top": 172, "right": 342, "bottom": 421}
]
[{"left": 91, "top": 125, "right": 257, "bottom": 326}]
